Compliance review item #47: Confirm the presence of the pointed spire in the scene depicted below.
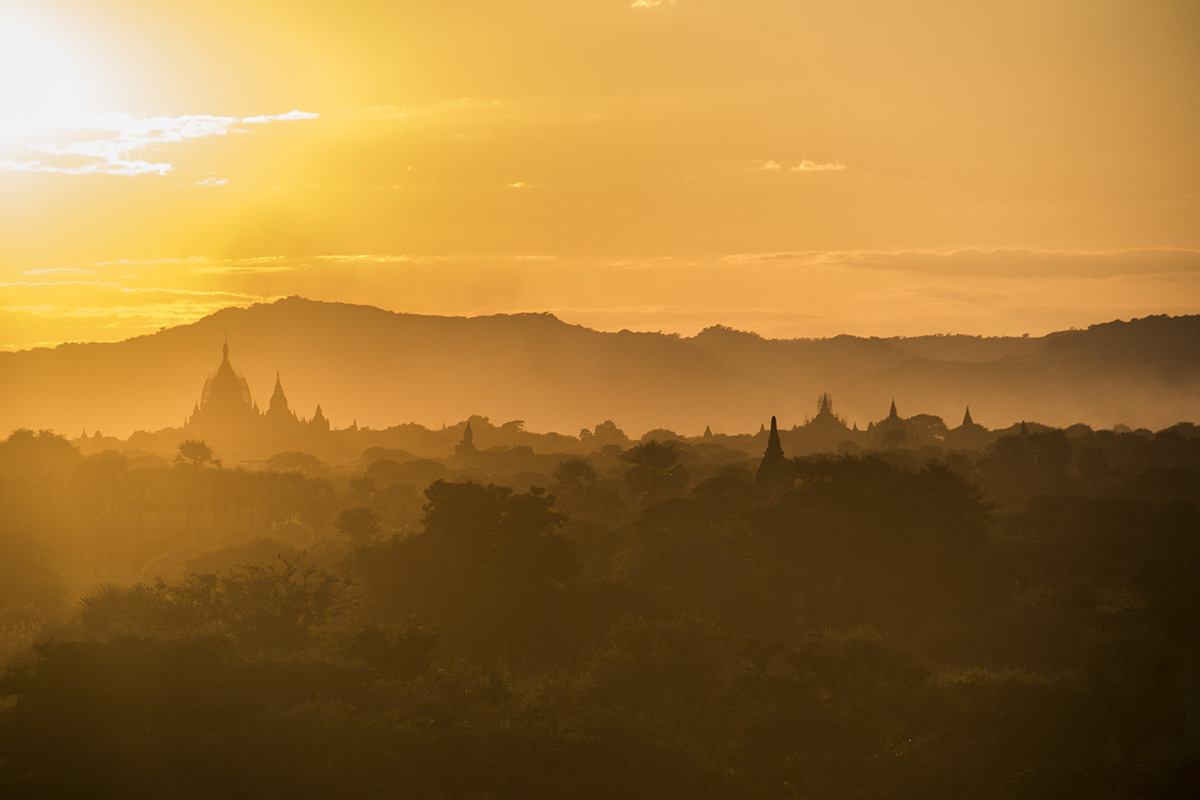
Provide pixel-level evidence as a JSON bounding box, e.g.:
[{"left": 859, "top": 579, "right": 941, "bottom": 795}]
[
  {"left": 1018, "top": 420, "right": 1028, "bottom": 436},
  {"left": 703, "top": 425, "right": 713, "bottom": 438},
  {"left": 755, "top": 414, "right": 791, "bottom": 501},
  {"left": 963, "top": 406, "right": 974, "bottom": 426},
  {"left": 310, "top": 403, "right": 329, "bottom": 431},
  {"left": 888, "top": 398, "right": 898, "bottom": 419},
  {"left": 766, "top": 415, "right": 783, "bottom": 454},
  {"left": 268, "top": 370, "right": 290, "bottom": 416},
  {"left": 456, "top": 419, "right": 478, "bottom": 455},
  {"left": 222, "top": 337, "right": 229, "bottom": 364}
]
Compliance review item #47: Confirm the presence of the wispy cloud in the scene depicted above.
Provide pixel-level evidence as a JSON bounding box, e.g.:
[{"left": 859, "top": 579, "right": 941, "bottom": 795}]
[
  {"left": 752, "top": 159, "right": 846, "bottom": 172},
  {"left": 0, "top": 110, "right": 318, "bottom": 177},
  {"left": 303, "top": 253, "right": 555, "bottom": 265},
  {"left": 631, "top": 0, "right": 677, "bottom": 7},
  {"left": 93, "top": 255, "right": 290, "bottom": 270},
  {"left": 792, "top": 160, "right": 846, "bottom": 172},
  {"left": 22, "top": 267, "right": 93, "bottom": 276},
  {"left": 0, "top": 280, "right": 265, "bottom": 299},
  {"left": 720, "top": 247, "right": 1200, "bottom": 278},
  {"left": 308, "top": 254, "right": 426, "bottom": 264},
  {"left": 241, "top": 110, "right": 318, "bottom": 124},
  {"left": 361, "top": 98, "right": 503, "bottom": 124},
  {"left": 189, "top": 265, "right": 294, "bottom": 275}
]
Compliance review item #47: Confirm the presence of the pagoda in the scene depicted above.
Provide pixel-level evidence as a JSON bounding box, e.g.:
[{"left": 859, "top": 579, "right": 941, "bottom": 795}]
[
  {"left": 754, "top": 416, "right": 793, "bottom": 501},
  {"left": 187, "top": 341, "right": 258, "bottom": 434}
]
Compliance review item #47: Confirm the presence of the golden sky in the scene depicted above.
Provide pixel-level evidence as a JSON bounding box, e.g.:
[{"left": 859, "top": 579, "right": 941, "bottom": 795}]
[{"left": 2, "top": 0, "right": 1198, "bottom": 349}]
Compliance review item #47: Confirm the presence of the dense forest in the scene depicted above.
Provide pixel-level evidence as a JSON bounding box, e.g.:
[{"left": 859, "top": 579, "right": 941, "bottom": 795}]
[{"left": 1, "top": 421, "right": 1199, "bottom": 798}]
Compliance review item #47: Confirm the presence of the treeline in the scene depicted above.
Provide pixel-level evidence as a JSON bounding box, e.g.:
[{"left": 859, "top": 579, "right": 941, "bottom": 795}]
[{"left": 0, "top": 424, "right": 1198, "bottom": 797}]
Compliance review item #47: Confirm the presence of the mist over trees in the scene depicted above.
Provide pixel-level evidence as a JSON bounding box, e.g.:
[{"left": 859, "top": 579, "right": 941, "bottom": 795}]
[{"left": 2, "top": 411, "right": 1199, "bottom": 797}]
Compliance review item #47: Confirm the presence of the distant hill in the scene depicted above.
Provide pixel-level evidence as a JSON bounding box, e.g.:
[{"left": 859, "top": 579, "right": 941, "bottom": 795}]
[{"left": 1, "top": 297, "right": 1197, "bottom": 438}]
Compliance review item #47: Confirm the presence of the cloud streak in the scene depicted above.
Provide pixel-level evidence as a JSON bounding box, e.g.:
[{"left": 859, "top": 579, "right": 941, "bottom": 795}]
[
  {"left": 0, "top": 110, "right": 318, "bottom": 177},
  {"left": 0, "top": 280, "right": 265, "bottom": 299},
  {"left": 720, "top": 247, "right": 1200, "bottom": 278},
  {"left": 22, "top": 267, "right": 93, "bottom": 276},
  {"left": 752, "top": 159, "right": 847, "bottom": 173},
  {"left": 792, "top": 160, "right": 846, "bottom": 172}
]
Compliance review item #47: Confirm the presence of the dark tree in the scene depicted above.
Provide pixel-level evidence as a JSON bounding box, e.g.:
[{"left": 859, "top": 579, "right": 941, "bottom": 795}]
[{"left": 622, "top": 440, "right": 690, "bottom": 504}]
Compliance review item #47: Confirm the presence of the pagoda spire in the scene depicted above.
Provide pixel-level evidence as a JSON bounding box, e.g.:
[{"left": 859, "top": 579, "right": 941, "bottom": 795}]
[
  {"left": 456, "top": 419, "right": 478, "bottom": 456},
  {"left": 766, "top": 415, "right": 783, "bottom": 454},
  {"left": 267, "top": 370, "right": 292, "bottom": 418},
  {"left": 963, "top": 406, "right": 974, "bottom": 426},
  {"left": 755, "top": 414, "right": 791, "bottom": 501},
  {"left": 888, "top": 398, "right": 898, "bottom": 419}
]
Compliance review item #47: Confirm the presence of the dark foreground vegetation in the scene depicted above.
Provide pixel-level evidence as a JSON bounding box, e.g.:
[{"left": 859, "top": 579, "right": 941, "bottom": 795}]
[{"left": 1, "top": 423, "right": 1199, "bottom": 798}]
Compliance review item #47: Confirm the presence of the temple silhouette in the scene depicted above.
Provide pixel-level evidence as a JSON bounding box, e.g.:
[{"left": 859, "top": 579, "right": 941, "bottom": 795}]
[
  {"left": 754, "top": 415, "right": 792, "bottom": 501},
  {"left": 151, "top": 347, "right": 1005, "bottom": 471},
  {"left": 185, "top": 341, "right": 328, "bottom": 440},
  {"left": 755, "top": 394, "right": 990, "bottom": 496},
  {"left": 186, "top": 341, "right": 258, "bottom": 433},
  {"left": 454, "top": 419, "right": 478, "bottom": 457}
]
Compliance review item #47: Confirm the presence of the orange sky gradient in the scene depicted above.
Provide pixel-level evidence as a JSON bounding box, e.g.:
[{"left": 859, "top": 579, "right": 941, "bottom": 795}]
[{"left": 2, "top": 0, "right": 1198, "bottom": 349}]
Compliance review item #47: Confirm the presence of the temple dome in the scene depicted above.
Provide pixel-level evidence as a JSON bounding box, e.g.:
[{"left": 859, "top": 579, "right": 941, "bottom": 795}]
[{"left": 190, "top": 341, "right": 257, "bottom": 430}]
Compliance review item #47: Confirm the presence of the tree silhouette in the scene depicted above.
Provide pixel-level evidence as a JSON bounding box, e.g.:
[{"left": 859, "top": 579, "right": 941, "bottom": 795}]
[
  {"left": 554, "top": 457, "right": 597, "bottom": 487},
  {"left": 335, "top": 506, "right": 381, "bottom": 540},
  {"left": 73, "top": 450, "right": 131, "bottom": 574},
  {"left": 0, "top": 429, "right": 81, "bottom": 540},
  {"left": 176, "top": 439, "right": 215, "bottom": 467},
  {"left": 0, "top": 530, "right": 64, "bottom": 613},
  {"left": 622, "top": 440, "right": 690, "bottom": 504},
  {"left": 356, "top": 480, "right": 579, "bottom": 664}
]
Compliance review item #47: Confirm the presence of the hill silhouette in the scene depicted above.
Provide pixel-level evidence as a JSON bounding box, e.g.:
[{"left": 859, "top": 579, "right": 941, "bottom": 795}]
[{"left": 1, "top": 297, "right": 1196, "bottom": 438}]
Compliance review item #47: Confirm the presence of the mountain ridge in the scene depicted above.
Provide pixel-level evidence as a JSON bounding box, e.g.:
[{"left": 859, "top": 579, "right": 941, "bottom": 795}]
[{"left": 2, "top": 297, "right": 1196, "bottom": 438}]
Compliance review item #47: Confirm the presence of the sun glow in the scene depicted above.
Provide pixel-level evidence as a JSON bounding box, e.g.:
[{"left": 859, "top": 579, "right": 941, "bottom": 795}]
[{"left": 0, "top": 7, "right": 107, "bottom": 146}]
